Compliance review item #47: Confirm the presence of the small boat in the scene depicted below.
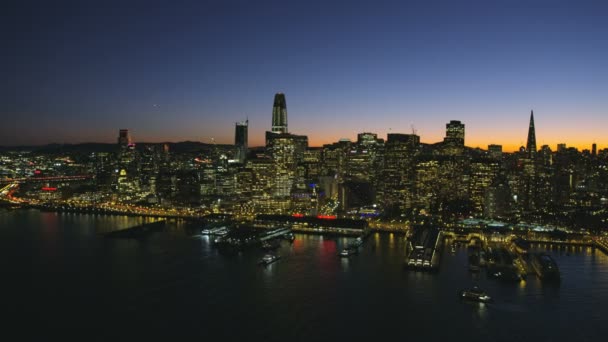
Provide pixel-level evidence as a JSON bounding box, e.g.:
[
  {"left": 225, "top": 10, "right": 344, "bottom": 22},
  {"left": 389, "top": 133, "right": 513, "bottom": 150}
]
[
  {"left": 339, "top": 247, "right": 357, "bottom": 257},
  {"left": 259, "top": 254, "right": 280, "bottom": 265},
  {"left": 459, "top": 286, "right": 492, "bottom": 303}
]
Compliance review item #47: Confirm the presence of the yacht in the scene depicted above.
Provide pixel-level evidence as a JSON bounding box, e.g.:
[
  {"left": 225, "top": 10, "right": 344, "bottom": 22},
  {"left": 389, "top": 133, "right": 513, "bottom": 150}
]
[
  {"left": 459, "top": 286, "right": 492, "bottom": 303},
  {"left": 260, "top": 254, "right": 280, "bottom": 265}
]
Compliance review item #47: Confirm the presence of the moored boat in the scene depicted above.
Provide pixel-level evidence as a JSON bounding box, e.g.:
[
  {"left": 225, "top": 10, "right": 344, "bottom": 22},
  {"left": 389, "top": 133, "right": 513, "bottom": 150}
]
[{"left": 459, "top": 286, "right": 492, "bottom": 303}]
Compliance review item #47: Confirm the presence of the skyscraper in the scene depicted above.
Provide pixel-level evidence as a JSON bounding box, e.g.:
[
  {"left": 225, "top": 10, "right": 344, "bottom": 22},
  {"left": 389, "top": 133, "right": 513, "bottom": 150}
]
[
  {"left": 526, "top": 110, "right": 537, "bottom": 158},
  {"left": 234, "top": 119, "right": 248, "bottom": 163},
  {"left": 444, "top": 120, "right": 465, "bottom": 145},
  {"left": 272, "top": 93, "right": 288, "bottom": 133},
  {"left": 118, "top": 129, "right": 131, "bottom": 147}
]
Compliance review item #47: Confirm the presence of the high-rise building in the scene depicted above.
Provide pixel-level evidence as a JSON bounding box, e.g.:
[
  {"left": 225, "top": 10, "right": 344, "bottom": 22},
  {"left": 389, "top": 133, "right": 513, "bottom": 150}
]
[
  {"left": 357, "top": 132, "right": 378, "bottom": 146},
  {"left": 266, "top": 132, "right": 308, "bottom": 197},
  {"left": 234, "top": 120, "right": 248, "bottom": 163},
  {"left": 118, "top": 129, "right": 131, "bottom": 147},
  {"left": 444, "top": 120, "right": 465, "bottom": 146},
  {"left": 592, "top": 143, "right": 597, "bottom": 157},
  {"left": 526, "top": 110, "right": 537, "bottom": 158},
  {"left": 488, "top": 144, "right": 503, "bottom": 159},
  {"left": 272, "top": 93, "right": 288, "bottom": 133},
  {"left": 379, "top": 133, "right": 420, "bottom": 212}
]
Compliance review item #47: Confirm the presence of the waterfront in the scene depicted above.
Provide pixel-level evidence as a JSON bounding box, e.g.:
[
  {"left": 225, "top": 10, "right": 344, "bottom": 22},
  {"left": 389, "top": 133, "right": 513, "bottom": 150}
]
[{"left": 3, "top": 209, "right": 608, "bottom": 341}]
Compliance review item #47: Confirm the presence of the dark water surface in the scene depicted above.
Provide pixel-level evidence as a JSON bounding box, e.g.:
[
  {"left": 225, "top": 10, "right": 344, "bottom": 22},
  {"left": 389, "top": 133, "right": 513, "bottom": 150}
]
[{"left": 2, "top": 209, "right": 607, "bottom": 341}]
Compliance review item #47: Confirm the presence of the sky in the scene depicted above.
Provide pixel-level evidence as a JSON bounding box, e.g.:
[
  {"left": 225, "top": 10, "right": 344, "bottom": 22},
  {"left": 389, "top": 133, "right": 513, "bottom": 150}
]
[{"left": 2, "top": 0, "right": 607, "bottom": 151}]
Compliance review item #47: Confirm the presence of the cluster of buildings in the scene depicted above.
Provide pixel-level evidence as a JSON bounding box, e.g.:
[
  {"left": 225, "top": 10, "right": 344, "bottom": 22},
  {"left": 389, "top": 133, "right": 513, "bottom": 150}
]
[{"left": 2, "top": 93, "right": 608, "bottom": 230}]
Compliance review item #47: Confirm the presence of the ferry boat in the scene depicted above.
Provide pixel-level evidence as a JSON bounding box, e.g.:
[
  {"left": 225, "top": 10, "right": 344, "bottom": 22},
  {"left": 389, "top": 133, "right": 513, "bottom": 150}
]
[
  {"left": 459, "top": 286, "right": 492, "bottom": 303},
  {"left": 531, "top": 253, "right": 560, "bottom": 281},
  {"left": 259, "top": 254, "right": 280, "bottom": 265}
]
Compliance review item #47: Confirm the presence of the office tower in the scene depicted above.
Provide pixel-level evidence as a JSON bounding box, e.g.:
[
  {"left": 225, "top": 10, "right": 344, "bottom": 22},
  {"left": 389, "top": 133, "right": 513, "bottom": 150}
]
[
  {"left": 526, "top": 110, "right": 537, "bottom": 158},
  {"left": 488, "top": 144, "right": 503, "bottom": 160},
  {"left": 266, "top": 132, "right": 308, "bottom": 198},
  {"left": 357, "top": 132, "right": 378, "bottom": 146},
  {"left": 272, "top": 93, "right": 288, "bottom": 133},
  {"left": 592, "top": 143, "right": 597, "bottom": 157},
  {"left": 470, "top": 159, "right": 499, "bottom": 214},
  {"left": 235, "top": 119, "right": 248, "bottom": 163},
  {"left": 379, "top": 133, "right": 420, "bottom": 212},
  {"left": 444, "top": 120, "right": 465, "bottom": 145},
  {"left": 118, "top": 129, "right": 131, "bottom": 147},
  {"left": 484, "top": 178, "right": 510, "bottom": 219}
]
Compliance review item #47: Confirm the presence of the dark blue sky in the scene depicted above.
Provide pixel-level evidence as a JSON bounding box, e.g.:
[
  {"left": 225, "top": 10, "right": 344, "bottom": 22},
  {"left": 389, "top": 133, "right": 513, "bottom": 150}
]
[{"left": 2, "top": 0, "right": 607, "bottom": 150}]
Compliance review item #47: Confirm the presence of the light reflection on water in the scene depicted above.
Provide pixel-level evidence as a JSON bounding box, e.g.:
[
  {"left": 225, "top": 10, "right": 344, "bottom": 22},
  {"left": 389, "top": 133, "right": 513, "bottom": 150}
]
[{"left": 2, "top": 209, "right": 608, "bottom": 340}]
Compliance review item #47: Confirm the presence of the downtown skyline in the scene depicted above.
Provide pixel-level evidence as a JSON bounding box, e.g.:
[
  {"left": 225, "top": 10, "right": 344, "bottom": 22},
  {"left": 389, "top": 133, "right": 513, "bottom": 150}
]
[{"left": 2, "top": 0, "right": 607, "bottom": 150}]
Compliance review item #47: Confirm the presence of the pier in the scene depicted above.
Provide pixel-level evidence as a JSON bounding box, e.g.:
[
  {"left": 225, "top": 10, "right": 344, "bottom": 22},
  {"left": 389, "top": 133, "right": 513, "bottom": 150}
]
[
  {"left": 259, "top": 228, "right": 291, "bottom": 241},
  {"left": 405, "top": 226, "right": 443, "bottom": 271}
]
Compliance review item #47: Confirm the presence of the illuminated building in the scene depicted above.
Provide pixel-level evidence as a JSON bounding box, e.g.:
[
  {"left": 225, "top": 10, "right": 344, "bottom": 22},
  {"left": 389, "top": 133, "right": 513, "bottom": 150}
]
[
  {"left": 378, "top": 133, "right": 419, "bottom": 213},
  {"left": 415, "top": 156, "right": 470, "bottom": 215},
  {"left": 484, "top": 177, "right": 511, "bottom": 219},
  {"left": 526, "top": 110, "right": 537, "bottom": 158},
  {"left": 440, "top": 120, "right": 465, "bottom": 155},
  {"left": 488, "top": 144, "right": 503, "bottom": 160},
  {"left": 444, "top": 120, "right": 465, "bottom": 146},
  {"left": 470, "top": 159, "right": 499, "bottom": 214},
  {"left": 302, "top": 148, "right": 322, "bottom": 181},
  {"left": 118, "top": 129, "right": 132, "bottom": 148},
  {"left": 266, "top": 132, "right": 308, "bottom": 198},
  {"left": 234, "top": 119, "right": 248, "bottom": 163},
  {"left": 271, "top": 93, "right": 288, "bottom": 133}
]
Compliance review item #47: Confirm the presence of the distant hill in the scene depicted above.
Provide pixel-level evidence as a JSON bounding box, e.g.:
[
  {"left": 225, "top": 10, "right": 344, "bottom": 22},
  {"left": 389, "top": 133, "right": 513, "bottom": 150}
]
[{"left": 0, "top": 141, "right": 236, "bottom": 154}]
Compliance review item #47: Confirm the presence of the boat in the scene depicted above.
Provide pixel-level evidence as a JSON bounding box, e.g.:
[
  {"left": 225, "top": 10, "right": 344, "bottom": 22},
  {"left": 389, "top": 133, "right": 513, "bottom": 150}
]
[
  {"left": 339, "top": 247, "right": 357, "bottom": 257},
  {"left": 459, "top": 286, "right": 492, "bottom": 303},
  {"left": 259, "top": 254, "right": 280, "bottom": 265},
  {"left": 531, "top": 253, "right": 561, "bottom": 281}
]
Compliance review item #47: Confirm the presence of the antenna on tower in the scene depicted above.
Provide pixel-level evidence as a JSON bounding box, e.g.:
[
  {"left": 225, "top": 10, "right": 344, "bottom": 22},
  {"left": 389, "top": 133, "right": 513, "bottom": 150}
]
[{"left": 411, "top": 124, "right": 417, "bottom": 135}]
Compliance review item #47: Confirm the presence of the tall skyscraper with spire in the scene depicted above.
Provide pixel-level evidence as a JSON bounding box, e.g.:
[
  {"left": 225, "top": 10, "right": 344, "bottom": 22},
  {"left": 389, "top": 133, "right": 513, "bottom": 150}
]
[
  {"left": 526, "top": 110, "right": 537, "bottom": 158},
  {"left": 272, "top": 93, "right": 288, "bottom": 133}
]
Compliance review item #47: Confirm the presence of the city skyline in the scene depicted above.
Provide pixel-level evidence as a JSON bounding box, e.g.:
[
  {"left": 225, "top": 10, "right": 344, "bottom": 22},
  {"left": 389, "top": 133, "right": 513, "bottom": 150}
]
[{"left": 2, "top": 0, "right": 607, "bottom": 151}]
